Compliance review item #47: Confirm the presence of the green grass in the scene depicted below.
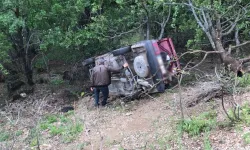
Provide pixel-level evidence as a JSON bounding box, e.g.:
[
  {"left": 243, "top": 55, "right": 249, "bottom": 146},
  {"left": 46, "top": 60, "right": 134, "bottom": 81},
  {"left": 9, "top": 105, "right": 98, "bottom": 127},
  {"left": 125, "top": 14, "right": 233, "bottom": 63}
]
[
  {"left": 49, "top": 125, "right": 65, "bottom": 136},
  {"left": 0, "top": 131, "right": 10, "bottom": 142},
  {"left": 204, "top": 132, "right": 212, "bottom": 150},
  {"left": 39, "top": 112, "right": 84, "bottom": 143},
  {"left": 15, "top": 130, "right": 23, "bottom": 136},
  {"left": 62, "top": 122, "right": 83, "bottom": 143},
  {"left": 46, "top": 115, "right": 58, "bottom": 123},
  {"left": 30, "top": 137, "right": 39, "bottom": 147},
  {"left": 27, "top": 128, "right": 39, "bottom": 147},
  {"left": 238, "top": 74, "right": 250, "bottom": 87},
  {"left": 239, "top": 103, "right": 250, "bottom": 125},
  {"left": 226, "top": 103, "right": 250, "bottom": 124},
  {"left": 243, "top": 132, "right": 250, "bottom": 145},
  {"left": 157, "top": 135, "right": 171, "bottom": 149},
  {"left": 49, "top": 78, "right": 64, "bottom": 86},
  {"left": 179, "top": 111, "right": 217, "bottom": 136}
]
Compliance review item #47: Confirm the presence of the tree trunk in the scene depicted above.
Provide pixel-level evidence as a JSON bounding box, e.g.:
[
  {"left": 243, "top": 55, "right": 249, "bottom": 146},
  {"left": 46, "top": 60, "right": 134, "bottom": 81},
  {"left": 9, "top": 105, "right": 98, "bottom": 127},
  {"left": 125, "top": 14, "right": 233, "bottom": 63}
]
[
  {"left": 211, "top": 28, "right": 242, "bottom": 73},
  {"left": 215, "top": 41, "right": 242, "bottom": 73}
]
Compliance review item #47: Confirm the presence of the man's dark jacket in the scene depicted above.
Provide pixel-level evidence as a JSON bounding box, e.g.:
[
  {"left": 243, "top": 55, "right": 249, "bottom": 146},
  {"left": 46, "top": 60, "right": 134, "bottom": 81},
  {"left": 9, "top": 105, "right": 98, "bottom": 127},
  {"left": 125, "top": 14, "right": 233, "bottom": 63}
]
[{"left": 91, "top": 65, "right": 123, "bottom": 87}]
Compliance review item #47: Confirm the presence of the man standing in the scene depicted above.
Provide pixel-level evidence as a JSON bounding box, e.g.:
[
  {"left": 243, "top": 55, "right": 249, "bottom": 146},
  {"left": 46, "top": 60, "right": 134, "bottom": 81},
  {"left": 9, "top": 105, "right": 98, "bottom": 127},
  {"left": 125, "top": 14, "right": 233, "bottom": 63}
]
[{"left": 90, "top": 58, "right": 128, "bottom": 107}]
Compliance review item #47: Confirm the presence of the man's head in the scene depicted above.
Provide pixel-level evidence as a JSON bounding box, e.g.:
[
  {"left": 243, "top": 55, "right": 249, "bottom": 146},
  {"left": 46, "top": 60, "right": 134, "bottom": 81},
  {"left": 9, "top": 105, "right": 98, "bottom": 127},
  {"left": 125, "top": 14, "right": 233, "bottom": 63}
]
[{"left": 98, "top": 58, "right": 105, "bottom": 65}]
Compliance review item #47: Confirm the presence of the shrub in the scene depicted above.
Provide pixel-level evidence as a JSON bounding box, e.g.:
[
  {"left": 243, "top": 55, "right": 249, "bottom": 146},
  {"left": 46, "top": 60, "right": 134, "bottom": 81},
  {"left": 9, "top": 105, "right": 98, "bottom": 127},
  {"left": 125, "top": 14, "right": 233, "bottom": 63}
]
[
  {"left": 179, "top": 111, "right": 217, "bottom": 136},
  {"left": 50, "top": 78, "right": 64, "bottom": 85},
  {"left": 0, "top": 131, "right": 10, "bottom": 142},
  {"left": 239, "top": 103, "right": 250, "bottom": 125},
  {"left": 243, "top": 132, "right": 250, "bottom": 145},
  {"left": 238, "top": 74, "right": 250, "bottom": 87},
  {"left": 39, "top": 111, "right": 84, "bottom": 143},
  {"left": 46, "top": 115, "right": 58, "bottom": 123}
]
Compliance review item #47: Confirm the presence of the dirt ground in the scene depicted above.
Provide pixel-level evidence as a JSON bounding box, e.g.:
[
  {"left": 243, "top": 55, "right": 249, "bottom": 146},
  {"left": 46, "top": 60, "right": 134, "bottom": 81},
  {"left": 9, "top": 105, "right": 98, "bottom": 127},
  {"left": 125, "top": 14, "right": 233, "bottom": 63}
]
[{"left": 1, "top": 80, "right": 250, "bottom": 150}]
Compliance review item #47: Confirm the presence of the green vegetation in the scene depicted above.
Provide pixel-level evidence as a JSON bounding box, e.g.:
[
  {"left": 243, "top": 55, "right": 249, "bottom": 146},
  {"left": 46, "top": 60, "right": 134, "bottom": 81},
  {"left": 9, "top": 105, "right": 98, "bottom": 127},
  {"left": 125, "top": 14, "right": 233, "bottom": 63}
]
[
  {"left": 50, "top": 78, "right": 64, "bottom": 86},
  {"left": 225, "top": 103, "right": 250, "bottom": 124},
  {"left": 27, "top": 128, "right": 39, "bottom": 147},
  {"left": 179, "top": 111, "right": 217, "bottom": 136},
  {"left": 15, "top": 130, "right": 23, "bottom": 136},
  {"left": 157, "top": 135, "right": 171, "bottom": 149},
  {"left": 0, "top": 0, "right": 248, "bottom": 86},
  {"left": 39, "top": 111, "right": 83, "bottom": 143},
  {"left": 0, "top": 131, "right": 10, "bottom": 142},
  {"left": 238, "top": 74, "right": 250, "bottom": 87},
  {"left": 204, "top": 132, "right": 212, "bottom": 150},
  {"left": 240, "top": 104, "right": 250, "bottom": 125},
  {"left": 243, "top": 132, "right": 250, "bottom": 145}
]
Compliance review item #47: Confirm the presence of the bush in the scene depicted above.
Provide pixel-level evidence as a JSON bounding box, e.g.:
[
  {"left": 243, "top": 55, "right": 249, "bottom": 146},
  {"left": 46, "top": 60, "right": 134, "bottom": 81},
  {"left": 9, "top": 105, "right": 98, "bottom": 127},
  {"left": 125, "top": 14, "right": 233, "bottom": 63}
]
[
  {"left": 50, "top": 78, "right": 64, "bottom": 85},
  {"left": 239, "top": 103, "right": 250, "bottom": 125},
  {"left": 179, "top": 111, "right": 217, "bottom": 136},
  {"left": 243, "top": 132, "right": 250, "bottom": 145},
  {"left": 0, "top": 131, "right": 10, "bottom": 142},
  {"left": 33, "top": 56, "right": 49, "bottom": 72},
  {"left": 39, "top": 112, "right": 84, "bottom": 143},
  {"left": 238, "top": 74, "right": 250, "bottom": 87}
]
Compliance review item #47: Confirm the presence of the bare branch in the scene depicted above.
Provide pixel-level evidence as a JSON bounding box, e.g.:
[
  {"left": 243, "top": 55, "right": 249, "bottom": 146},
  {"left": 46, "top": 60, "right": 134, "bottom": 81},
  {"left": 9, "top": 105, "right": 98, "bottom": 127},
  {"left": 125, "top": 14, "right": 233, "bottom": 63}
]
[
  {"left": 222, "top": 21, "right": 238, "bottom": 36},
  {"left": 221, "top": 1, "right": 239, "bottom": 18},
  {"left": 201, "top": 9, "right": 209, "bottom": 29},
  {"left": 158, "top": 5, "right": 171, "bottom": 39},
  {"left": 222, "top": 5, "right": 247, "bottom": 36},
  {"left": 154, "top": 21, "right": 161, "bottom": 25},
  {"left": 228, "top": 41, "right": 250, "bottom": 54},
  {"left": 240, "top": 56, "right": 250, "bottom": 64},
  {"left": 188, "top": 0, "right": 206, "bottom": 32},
  {"left": 221, "top": 89, "right": 234, "bottom": 121},
  {"left": 178, "top": 49, "right": 223, "bottom": 70}
]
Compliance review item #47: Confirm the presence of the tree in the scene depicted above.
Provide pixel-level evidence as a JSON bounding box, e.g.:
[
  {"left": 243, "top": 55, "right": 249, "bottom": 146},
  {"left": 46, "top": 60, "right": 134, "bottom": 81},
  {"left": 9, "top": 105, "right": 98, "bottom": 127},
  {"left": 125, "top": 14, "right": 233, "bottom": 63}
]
[
  {"left": 182, "top": 0, "right": 250, "bottom": 73},
  {"left": 0, "top": 0, "right": 85, "bottom": 86}
]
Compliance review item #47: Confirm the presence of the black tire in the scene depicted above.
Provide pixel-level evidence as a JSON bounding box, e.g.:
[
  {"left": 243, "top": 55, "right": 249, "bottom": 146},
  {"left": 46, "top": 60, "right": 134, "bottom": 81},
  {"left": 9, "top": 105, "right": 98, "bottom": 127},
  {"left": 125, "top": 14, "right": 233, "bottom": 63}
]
[
  {"left": 112, "top": 46, "right": 131, "bottom": 56},
  {"left": 144, "top": 40, "right": 165, "bottom": 92},
  {"left": 82, "top": 57, "right": 95, "bottom": 66}
]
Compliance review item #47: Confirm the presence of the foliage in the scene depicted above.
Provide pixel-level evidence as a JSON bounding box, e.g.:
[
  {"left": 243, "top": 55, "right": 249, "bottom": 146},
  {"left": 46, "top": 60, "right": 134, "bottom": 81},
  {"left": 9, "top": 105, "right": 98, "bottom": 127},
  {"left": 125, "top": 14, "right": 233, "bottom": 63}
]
[
  {"left": 15, "top": 130, "right": 23, "bottom": 136},
  {"left": 0, "top": 0, "right": 249, "bottom": 87},
  {"left": 238, "top": 103, "right": 250, "bottom": 125},
  {"left": 226, "top": 103, "right": 250, "bottom": 124},
  {"left": 0, "top": 130, "right": 10, "bottom": 142},
  {"left": 243, "top": 132, "right": 250, "bottom": 145},
  {"left": 27, "top": 128, "right": 38, "bottom": 147},
  {"left": 237, "top": 74, "right": 250, "bottom": 87},
  {"left": 39, "top": 111, "right": 84, "bottom": 143},
  {"left": 49, "top": 78, "right": 64, "bottom": 86},
  {"left": 45, "top": 114, "right": 58, "bottom": 124},
  {"left": 33, "top": 55, "right": 48, "bottom": 72},
  {"left": 77, "top": 143, "right": 88, "bottom": 150},
  {"left": 204, "top": 132, "right": 212, "bottom": 150},
  {"left": 179, "top": 111, "right": 217, "bottom": 136}
]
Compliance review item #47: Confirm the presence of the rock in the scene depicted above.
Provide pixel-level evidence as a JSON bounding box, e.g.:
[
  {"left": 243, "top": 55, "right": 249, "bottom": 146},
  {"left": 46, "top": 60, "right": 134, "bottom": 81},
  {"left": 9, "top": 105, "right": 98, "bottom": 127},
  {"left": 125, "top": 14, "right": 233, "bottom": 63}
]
[
  {"left": 20, "top": 93, "right": 27, "bottom": 98},
  {"left": 39, "top": 144, "right": 52, "bottom": 150},
  {"left": 125, "top": 112, "right": 133, "bottom": 116},
  {"left": 60, "top": 106, "right": 74, "bottom": 112}
]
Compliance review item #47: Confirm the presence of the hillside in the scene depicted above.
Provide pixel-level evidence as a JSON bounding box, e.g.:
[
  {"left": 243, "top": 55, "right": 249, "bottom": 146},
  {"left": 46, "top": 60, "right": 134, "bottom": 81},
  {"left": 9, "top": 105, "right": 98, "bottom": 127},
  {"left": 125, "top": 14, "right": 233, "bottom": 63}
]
[{"left": 1, "top": 78, "right": 250, "bottom": 150}]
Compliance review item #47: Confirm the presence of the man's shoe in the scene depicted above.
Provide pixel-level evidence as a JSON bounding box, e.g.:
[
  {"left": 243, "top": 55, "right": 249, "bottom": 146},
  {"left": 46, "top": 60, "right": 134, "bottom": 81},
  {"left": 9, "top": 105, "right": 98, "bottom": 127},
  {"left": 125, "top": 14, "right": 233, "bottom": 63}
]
[{"left": 101, "top": 102, "right": 107, "bottom": 106}]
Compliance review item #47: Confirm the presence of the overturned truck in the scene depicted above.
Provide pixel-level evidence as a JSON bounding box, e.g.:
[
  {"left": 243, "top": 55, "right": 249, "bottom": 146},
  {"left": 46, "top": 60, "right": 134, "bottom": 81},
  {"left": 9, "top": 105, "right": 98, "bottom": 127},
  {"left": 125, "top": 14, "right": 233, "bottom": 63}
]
[{"left": 82, "top": 38, "right": 180, "bottom": 98}]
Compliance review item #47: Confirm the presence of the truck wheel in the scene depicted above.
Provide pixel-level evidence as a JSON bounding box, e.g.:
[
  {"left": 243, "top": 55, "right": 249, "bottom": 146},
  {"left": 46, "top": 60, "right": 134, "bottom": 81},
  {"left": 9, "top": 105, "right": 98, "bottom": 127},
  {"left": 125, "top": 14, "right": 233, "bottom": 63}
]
[
  {"left": 112, "top": 46, "right": 131, "bottom": 56},
  {"left": 82, "top": 57, "right": 95, "bottom": 66}
]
